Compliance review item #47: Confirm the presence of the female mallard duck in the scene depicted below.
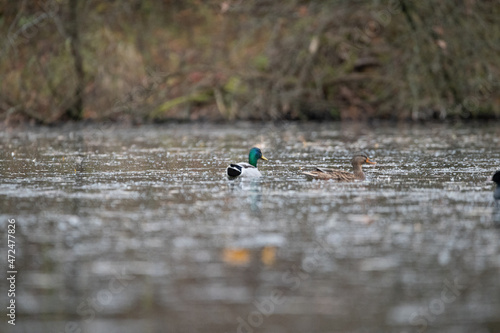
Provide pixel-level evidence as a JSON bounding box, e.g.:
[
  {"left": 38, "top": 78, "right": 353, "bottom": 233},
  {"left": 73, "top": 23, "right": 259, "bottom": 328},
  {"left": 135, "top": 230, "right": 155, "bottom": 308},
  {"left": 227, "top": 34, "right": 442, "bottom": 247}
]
[
  {"left": 227, "top": 147, "right": 268, "bottom": 179},
  {"left": 492, "top": 171, "right": 500, "bottom": 200},
  {"left": 302, "top": 154, "right": 376, "bottom": 181}
]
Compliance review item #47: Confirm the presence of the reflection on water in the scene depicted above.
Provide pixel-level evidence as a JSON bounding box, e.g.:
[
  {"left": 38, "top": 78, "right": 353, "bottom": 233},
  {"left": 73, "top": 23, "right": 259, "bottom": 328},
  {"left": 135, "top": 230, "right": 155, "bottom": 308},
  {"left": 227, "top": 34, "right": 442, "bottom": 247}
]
[
  {"left": 493, "top": 201, "right": 500, "bottom": 228},
  {"left": 1, "top": 122, "right": 500, "bottom": 333},
  {"left": 229, "top": 179, "right": 263, "bottom": 213}
]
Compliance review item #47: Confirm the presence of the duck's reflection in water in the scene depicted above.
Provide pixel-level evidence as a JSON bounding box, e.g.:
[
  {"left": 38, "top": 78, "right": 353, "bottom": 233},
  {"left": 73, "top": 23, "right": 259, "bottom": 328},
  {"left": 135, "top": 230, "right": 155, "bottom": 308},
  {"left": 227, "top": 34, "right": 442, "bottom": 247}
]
[
  {"left": 228, "top": 178, "right": 263, "bottom": 213},
  {"left": 493, "top": 202, "right": 500, "bottom": 227}
]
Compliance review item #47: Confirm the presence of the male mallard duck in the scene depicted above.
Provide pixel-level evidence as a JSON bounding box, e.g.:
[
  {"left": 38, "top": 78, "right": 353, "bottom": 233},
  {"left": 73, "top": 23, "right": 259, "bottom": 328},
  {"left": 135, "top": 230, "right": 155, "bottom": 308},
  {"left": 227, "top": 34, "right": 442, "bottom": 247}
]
[
  {"left": 302, "top": 154, "right": 376, "bottom": 181},
  {"left": 492, "top": 171, "right": 500, "bottom": 200},
  {"left": 227, "top": 147, "right": 268, "bottom": 179}
]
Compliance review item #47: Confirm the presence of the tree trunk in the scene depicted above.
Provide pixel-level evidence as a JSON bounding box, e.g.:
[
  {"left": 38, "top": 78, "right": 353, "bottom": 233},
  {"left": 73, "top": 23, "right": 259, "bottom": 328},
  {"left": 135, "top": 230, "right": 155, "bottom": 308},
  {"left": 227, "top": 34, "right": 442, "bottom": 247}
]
[{"left": 65, "top": 0, "right": 84, "bottom": 121}]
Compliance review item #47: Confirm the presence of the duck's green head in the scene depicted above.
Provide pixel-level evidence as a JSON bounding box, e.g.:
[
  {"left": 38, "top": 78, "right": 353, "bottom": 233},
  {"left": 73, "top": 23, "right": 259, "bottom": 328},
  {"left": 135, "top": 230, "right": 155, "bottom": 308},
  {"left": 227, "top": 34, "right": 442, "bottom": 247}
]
[
  {"left": 248, "top": 147, "right": 268, "bottom": 167},
  {"left": 493, "top": 170, "right": 500, "bottom": 185}
]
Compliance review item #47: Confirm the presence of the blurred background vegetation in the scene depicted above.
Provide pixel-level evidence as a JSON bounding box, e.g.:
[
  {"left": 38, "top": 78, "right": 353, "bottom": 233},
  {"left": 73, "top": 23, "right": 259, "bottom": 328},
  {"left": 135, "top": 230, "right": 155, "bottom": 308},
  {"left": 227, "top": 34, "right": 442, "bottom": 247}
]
[{"left": 1, "top": 0, "right": 499, "bottom": 124}]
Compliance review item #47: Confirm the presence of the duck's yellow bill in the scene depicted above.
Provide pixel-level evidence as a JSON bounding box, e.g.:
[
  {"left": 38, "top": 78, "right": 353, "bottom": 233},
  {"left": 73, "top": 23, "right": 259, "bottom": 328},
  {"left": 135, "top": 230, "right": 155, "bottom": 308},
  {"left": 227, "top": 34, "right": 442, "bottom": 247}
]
[
  {"left": 366, "top": 158, "right": 376, "bottom": 165},
  {"left": 261, "top": 156, "right": 268, "bottom": 161}
]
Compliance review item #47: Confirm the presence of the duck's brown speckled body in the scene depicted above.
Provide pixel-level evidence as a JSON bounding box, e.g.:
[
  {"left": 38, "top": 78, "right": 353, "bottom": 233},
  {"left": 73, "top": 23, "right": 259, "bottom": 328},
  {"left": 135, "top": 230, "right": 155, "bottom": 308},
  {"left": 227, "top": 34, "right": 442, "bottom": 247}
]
[{"left": 302, "top": 154, "right": 376, "bottom": 181}]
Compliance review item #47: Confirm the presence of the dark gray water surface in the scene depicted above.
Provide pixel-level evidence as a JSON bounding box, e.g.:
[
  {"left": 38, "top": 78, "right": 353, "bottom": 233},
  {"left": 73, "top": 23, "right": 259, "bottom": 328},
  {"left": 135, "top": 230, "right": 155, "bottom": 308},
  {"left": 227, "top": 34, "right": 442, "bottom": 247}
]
[{"left": 1, "top": 122, "right": 500, "bottom": 333}]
